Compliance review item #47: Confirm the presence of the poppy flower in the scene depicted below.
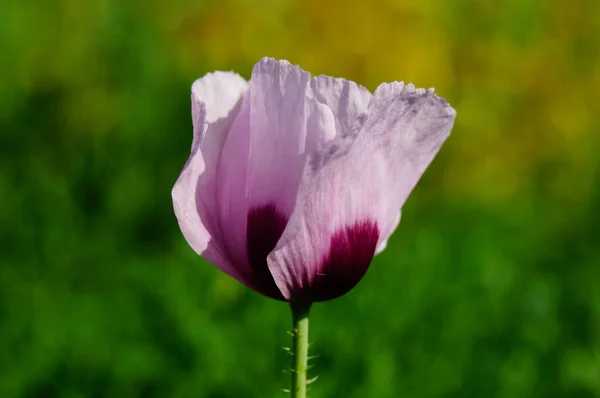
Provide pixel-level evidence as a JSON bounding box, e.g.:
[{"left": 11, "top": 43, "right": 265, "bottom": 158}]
[{"left": 172, "top": 57, "right": 455, "bottom": 304}]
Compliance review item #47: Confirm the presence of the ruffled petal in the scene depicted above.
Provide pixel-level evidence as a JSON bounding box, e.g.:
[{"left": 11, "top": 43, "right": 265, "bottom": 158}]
[
  {"left": 364, "top": 83, "right": 456, "bottom": 237},
  {"left": 310, "top": 75, "right": 371, "bottom": 137},
  {"left": 268, "top": 83, "right": 456, "bottom": 302},
  {"left": 172, "top": 71, "right": 248, "bottom": 283}
]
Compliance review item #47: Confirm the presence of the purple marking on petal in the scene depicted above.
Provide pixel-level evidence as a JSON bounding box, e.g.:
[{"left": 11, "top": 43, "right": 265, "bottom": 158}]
[
  {"left": 291, "top": 220, "right": 380, "bottom": 303},
  {"left": 246, "top": 204, "right": 288, "bottom": 300}
]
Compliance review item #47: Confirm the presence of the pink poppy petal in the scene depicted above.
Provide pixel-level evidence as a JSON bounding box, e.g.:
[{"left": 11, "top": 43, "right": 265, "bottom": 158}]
[
  {"left": 310, "top": 75, "right": 371, "bottom": 137},
  {"left": 245, "top": 58, "right": 313, "bottom": 215},
  {"left": 214, "top": 59, "right": 314, "bottom": 299},
  {"left": 364, "top": 83, "right": 456, "bottom": 238},
  {"left": 172, "top": 71, "right": 248, "bottom": 283},
  {"left": 214, "top": 59, "right": 343, "bottom": 299},
  {"left": 215, "top": 94, "right": 288, "bottom": 299},
  {"left": 268, "top": 83, "right": 456, "bottom": 302}
]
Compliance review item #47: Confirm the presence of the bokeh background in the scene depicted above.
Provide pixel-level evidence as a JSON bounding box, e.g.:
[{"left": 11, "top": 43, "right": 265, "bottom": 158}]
[{"left": 1, "top": 0, "right": 599, "bottom": 397}]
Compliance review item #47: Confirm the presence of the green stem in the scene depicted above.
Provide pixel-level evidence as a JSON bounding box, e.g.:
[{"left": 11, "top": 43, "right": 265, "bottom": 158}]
[{"left": 290, "top": 301, "right": 311, "bottom": 398}]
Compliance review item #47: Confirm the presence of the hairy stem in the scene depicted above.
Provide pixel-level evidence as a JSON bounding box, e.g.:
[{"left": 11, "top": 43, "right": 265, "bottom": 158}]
[{"left": 290, "top": 301, "right": 311, "bottom": 398}]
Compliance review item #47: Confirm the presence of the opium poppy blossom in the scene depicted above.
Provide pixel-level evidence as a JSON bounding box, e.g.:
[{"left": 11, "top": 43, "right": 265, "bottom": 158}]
[{"left": 172, "top": 57, "right": 456, "bottom": 305}]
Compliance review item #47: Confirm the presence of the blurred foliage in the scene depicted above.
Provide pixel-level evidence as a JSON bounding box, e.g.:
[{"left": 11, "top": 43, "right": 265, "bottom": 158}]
[{"left": 1, "top": 0, "right": 599, "bottom": 397}]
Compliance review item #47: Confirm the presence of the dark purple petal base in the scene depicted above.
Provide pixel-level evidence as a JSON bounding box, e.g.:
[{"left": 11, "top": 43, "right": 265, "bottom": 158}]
[
  {"left": 291, "top": 220, "right": 380, "bottom": 303},
  {"left": 246, "top": 204, "right": 287, "bottom": 300},
  {"left": 246, "top": 205, "right": 379, "bottom": 303}
]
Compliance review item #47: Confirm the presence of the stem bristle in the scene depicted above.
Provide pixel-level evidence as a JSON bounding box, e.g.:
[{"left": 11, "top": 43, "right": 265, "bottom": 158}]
[{"left": 289, "top": 302, "right": 312, "bottom": 398}]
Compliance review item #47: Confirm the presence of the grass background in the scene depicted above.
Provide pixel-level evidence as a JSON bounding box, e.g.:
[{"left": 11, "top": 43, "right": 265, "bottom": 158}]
[{"left": 1, "top": 0, "right": 599, "bottom": 396}]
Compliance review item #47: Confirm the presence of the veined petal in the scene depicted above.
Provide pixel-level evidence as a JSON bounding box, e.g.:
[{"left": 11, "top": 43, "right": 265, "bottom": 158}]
[
  {"left": 364, "top": 83, "right": 455, "bottom": 237},
  {"left": 245, "top": 58, "right": 313, "bottom": 215},
  {"left": 268, "top": 83, "right": 456, "bottom": 302},
  {"left": 215, "top": 58, "right": 318, "bottom": 299},
  {"left": 172, "top": 71, "right": 248, "bottom": 284},
  {"left": 310, "top": 75, "right": 371, "bottom": 137}
]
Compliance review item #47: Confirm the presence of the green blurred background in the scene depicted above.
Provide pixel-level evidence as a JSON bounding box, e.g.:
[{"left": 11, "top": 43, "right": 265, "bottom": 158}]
[{"left": 1, "top": 0, "right": 599, "bottom": 397}]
